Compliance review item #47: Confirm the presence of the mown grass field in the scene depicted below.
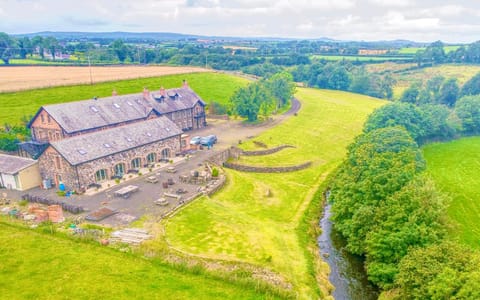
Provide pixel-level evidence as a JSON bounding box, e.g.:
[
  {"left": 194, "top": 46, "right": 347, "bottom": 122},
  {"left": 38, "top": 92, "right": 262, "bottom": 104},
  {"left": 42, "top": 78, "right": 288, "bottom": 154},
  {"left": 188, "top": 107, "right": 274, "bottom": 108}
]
[
  {"left": 164, "top": 88, "right": 385, "bottom": 299},
  {"left": 0, "top": 222, "right": 276, "bottom": 300},
  {"left": 392, "top": 64, "right": 480, "bottom": 99},
  {"left": 423, "top": 137, "right": 480, "bottom": 249},
  {"left": 0, "top": 72, "right": 248, "bottom": 125}
]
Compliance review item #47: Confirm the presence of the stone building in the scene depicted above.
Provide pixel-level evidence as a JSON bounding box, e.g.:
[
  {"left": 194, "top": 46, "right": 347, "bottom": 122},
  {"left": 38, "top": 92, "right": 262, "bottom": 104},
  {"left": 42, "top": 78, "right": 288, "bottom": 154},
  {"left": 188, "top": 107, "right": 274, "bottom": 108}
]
[
  {"left": 17, "top": 82, "right": 207, "bottom": 190},
  {"left": 25, "top": 81, "right": 206, "bottom": 145},
  {"left": 38, "top": 117, "right": 182, "bottom": 190}
]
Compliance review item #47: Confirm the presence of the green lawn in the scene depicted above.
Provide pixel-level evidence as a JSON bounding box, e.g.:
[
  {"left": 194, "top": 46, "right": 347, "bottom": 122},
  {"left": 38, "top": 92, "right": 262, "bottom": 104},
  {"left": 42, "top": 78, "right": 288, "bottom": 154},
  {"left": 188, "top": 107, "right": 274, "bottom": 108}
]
[
  {"left": 423, "top": 137, "right": 480, "bottom": 249},
  {"left": 0, "top": 222, "right": 276, "bottom": 300},
  {"left": 165, "top": 88, "right": 385, "bottom": 299},
  {"left": 0, "top": 72, "right": 248, "bottom": 126}
]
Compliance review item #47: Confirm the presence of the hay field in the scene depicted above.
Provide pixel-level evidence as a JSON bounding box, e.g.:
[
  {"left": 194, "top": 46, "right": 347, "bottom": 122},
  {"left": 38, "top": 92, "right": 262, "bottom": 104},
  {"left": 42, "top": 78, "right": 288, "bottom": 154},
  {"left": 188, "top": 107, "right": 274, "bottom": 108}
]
[{"left": 0, "top": 65, "right": 210, "bottom": 92}]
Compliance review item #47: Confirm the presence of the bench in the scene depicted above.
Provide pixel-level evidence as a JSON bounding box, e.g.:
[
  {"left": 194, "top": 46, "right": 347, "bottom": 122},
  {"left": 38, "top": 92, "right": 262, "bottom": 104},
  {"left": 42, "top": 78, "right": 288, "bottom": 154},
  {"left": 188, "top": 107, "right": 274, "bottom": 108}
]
[{"left": 114, "top": 185, "right": 139, "bottom": 198}]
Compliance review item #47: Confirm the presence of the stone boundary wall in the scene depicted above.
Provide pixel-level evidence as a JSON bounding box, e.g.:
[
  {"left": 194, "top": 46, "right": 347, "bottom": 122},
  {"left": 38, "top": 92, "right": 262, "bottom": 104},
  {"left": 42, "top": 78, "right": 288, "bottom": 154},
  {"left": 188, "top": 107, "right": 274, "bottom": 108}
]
[
  {"left": 241, "top": 144, "right": 295, "bottom": 156},
  {"left": 207, "top": 147, "right": 242, "bottom": 166},
  {"left": 224, "top": 161, "right": 312, "bottom": 173}
]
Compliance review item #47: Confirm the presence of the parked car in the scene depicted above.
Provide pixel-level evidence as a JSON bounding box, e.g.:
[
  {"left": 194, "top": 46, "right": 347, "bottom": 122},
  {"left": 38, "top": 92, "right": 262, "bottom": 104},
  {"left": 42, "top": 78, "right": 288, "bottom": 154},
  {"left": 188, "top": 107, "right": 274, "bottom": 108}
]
[
  {"left": 200, "top": 135, "right": 216, "bottom": 146},
  {"left": 190, "top": 136, "right": 201, "bottom": 145}
]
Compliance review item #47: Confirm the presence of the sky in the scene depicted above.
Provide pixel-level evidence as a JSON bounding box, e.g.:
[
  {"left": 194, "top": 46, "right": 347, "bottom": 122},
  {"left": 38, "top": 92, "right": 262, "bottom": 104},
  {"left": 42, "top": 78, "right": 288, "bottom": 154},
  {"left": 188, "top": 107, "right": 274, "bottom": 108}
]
[{"left": 1, "top": 0, "right": 480, "bottom": 43}]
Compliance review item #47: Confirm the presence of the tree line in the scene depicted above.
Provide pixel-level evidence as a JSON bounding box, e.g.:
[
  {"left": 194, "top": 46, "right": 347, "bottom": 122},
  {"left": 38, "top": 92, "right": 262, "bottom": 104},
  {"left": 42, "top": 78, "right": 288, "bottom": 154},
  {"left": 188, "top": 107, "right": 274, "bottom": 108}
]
[{"left": 328, "top": 90, "right": 480, "bottom": 297}]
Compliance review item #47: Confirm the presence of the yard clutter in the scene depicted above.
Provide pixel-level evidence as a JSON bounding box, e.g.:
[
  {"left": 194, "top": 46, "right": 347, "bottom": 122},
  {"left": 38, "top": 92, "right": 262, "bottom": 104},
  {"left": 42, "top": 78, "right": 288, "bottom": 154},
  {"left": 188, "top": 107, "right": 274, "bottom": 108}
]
[{"left": 110, "top": 228, "right": 151, "bottom": 245}]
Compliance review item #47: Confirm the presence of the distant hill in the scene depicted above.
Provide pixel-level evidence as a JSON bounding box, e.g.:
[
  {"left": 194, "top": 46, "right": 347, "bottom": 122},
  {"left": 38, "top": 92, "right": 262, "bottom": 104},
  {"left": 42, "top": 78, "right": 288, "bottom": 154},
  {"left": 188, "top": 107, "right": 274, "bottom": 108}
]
[
  {"left": 13, "top": 31, "right": 202, "bottom": 41},
  {"left": 13, "top": 31, "right": 426, "bottom": 46}
]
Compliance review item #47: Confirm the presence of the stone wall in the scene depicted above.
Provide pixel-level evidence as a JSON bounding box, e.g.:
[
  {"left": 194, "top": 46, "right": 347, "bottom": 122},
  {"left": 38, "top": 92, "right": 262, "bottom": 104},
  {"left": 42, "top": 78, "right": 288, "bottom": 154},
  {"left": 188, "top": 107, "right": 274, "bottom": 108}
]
[
  {"left": 241, "top": 145, "right": 295, "bottom": 156},
  {"left": 207, "top": 147, "right": 242, "bottom": 166},
  {"left": 223, "top": 161, "right": 312, "bottom": 173}
]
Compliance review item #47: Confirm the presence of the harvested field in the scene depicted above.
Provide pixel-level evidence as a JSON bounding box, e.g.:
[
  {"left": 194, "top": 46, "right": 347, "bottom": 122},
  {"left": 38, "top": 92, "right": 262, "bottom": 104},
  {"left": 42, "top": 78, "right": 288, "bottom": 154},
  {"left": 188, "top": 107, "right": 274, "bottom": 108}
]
[{"left": 0, "top": 65, "right": 210, "bottom": 92}]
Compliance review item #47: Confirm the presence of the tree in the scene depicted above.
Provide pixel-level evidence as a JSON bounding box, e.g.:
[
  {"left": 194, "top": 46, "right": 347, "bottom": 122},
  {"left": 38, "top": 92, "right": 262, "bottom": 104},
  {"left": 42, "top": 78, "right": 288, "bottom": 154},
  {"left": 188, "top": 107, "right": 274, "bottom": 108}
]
[
  {"left": 18, "top": 37, "right": 32, "bottom": 59},
  {"left": 365, "top": 177, "right": 447, "bottom": 288},
  {"left": 31, "top": 36, "right": 45, "bottom": 59},
  {"left": 438, "top": 78, "right": 459, "bottom": 107},
  {"left": 230, "top": 81, "right": 272, "bottom": 122},
  {"left": 328, "top": 65, "right": 350, "bottom": 91},
  {"left": 267, "top": 72, "right": 296, "bottom": 110},
  {"left": 460, "top": 72, "right": 480, "bottom": 96},
  {"left": 0, "top": 32, "right": 16, "bottom": 64},
  {"left": 395, "top": 242, "right": 480, "bottom": 300},
  {"left": 364, "top": 102, "right": 427, "bottom": 143},
  {"left": 419, "top": 104, "right": 456, "bottom": 141},
  {"left": 330, "top": 127, "right": 425, "bottom": 254},
  {"left": 111, "top": 39, "right": 128, "bottom": 63},
  {"left": 455, "top": 95, "right": 480, "bottom": 133},
  {"left": 43, "top": 36, "right": 60, "bottom": 60},
  {"left": 400, "top": 84, "right": 420, "bottom": 104}
]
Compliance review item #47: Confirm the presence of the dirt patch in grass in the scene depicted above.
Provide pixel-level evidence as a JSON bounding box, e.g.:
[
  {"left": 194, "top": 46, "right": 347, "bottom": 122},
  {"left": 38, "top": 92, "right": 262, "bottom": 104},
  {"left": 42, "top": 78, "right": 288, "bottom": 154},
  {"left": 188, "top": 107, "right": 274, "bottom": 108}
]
[{"left": 0, "top": 65, "right": 210, "bottom": 92}]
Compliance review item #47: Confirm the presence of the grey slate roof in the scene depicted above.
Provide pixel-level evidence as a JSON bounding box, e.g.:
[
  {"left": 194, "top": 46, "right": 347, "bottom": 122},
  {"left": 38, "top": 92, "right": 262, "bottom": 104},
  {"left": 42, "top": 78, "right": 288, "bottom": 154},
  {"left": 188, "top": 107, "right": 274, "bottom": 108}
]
[
  {"left": 0, "top": 154, "right": 37, "bottom": 175},
  {"left": 40, "top": 87, "right": 205, "bottom": 134},
  {"left": 50, "top": 117, "right": 182, "bottom": 166},
  {"left": 43, "top": 94, "right": 154, "bottom": 134},
  {"left": 149, "top": 87, "right": 205, "bottom": 114}
]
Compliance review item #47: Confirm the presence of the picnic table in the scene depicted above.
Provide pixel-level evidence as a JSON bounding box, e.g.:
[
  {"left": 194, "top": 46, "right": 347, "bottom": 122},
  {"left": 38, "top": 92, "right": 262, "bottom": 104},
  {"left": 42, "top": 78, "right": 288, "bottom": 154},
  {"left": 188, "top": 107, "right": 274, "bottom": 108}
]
[
  {"left": 114, "top": 185, "right": 139, "bottom": 198},
  {"left": 146, "top": 176, "right": 158, "bottom": 183}
]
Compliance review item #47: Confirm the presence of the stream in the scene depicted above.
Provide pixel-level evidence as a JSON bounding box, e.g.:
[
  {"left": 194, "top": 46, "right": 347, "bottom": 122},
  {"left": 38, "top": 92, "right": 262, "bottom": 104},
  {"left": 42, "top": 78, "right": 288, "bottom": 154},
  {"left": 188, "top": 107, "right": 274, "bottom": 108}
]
[{"left": 318, "top": 203, "right": 379, "bottom": 300}]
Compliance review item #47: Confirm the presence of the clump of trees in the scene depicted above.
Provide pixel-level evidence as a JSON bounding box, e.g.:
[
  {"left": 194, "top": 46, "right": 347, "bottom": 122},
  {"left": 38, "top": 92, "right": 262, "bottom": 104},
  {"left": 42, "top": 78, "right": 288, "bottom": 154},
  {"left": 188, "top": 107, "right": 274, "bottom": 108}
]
[
  {"left": 400, "top": 75, "right": 460, "bottom": 107},
  {"left": 329, "top": 90, "right": 480, "bottom": 295},
  {"left": 230, "top": 72, "right": 295, "bottom": 122},
  {"left": 292, "top": 61, "right": 395, "bottom": 99},
  {"left": 0, "top": 124, "right": 30, "bottom": 152},
  {"left": 396, "top": 242, "right": 480, "bottom": 299},
  {"left": 329, "top": 126, "right": 447, "bottom": 289}
]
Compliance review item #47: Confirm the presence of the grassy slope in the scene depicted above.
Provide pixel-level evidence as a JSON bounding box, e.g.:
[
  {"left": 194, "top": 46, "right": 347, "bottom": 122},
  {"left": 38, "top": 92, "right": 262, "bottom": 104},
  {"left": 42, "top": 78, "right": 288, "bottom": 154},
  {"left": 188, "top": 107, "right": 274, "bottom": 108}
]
[
  {"left": 0, "top": 72, "right": 248, "bottom": 125},
  {"left": 423, "top": 137, "right": 480, "bottom": 249},
  {"left": 0, "top": 222, "right": 275, "bottom": 300},
  {"left": 392, "top": 64, "right": 480, "bottom": 99},
  {"left": 165, "top": 88, "right": 385, "bottom": 299}
]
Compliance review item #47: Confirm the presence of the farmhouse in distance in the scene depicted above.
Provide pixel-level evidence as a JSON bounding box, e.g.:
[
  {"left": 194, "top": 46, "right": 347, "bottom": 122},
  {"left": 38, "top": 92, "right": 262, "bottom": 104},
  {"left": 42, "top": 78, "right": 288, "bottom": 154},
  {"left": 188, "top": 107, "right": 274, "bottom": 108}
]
[{"left": 19, "top": 81, "right": 207, "bottom": 190}]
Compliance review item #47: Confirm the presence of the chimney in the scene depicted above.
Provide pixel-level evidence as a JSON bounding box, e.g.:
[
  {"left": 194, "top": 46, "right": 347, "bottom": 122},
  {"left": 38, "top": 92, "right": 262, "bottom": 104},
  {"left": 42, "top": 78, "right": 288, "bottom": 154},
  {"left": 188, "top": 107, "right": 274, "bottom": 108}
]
[
  {"left": 182, "top": 80, "right": 188, "bottom": 88},
  {"left": 160, "top": 86, "right": 166, "bottom": 96},
  {"left": 112, "top": 89, "right": 117, "bottom": 96},
  {"left": 143, "top": 87, "right": 149, "bottom": 100}
]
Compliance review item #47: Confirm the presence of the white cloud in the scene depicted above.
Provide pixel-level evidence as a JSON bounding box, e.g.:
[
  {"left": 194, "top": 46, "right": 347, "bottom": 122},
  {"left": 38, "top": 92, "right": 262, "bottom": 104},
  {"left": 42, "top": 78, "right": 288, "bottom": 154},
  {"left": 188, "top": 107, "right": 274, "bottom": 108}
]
[{"left": 1, "top": 0, "right": 479, "bottom": 42}]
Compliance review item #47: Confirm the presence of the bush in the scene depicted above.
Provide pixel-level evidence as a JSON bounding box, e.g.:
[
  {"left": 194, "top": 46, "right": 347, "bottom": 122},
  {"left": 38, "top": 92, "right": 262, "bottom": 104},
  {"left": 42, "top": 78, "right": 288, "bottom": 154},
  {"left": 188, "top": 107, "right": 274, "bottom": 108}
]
[{"left": 211, "top": 167, "right": 219, "bottom": 177}]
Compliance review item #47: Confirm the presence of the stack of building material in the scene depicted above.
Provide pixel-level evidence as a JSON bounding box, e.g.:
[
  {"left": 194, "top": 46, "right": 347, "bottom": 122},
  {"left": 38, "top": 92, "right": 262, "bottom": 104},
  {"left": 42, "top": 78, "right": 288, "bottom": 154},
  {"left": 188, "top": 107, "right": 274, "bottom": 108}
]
[
  {"left": 34, "top": 209, "right": 49, "bottom": 222},
  {"left": 47, "top": 205, "right": 65, "bottom": 223},
  {"left": 110, "top": 228, "right": 152, "bottom": 245}
]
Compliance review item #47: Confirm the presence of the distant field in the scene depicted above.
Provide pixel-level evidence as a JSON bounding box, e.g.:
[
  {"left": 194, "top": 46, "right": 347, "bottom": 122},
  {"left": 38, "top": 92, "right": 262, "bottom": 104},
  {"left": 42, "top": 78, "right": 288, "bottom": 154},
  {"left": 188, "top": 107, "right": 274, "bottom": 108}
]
[
  {"left": 423, "top": 137, "right": 480, "bottom": 249},
  {"left": 0, "top": 72, "right": 248, "bottom": 125},
  {"left": 397, "top": 45, "right": 461, "bottom": 55},
  {"left": 365, "top": 62, "right": 416, "bottom": 73},
  {"left": 0, "top": 222, "right": 275, "bottom": 300},
  {"left": 311, "top": 55, "right": 411, "bottom": 62},
  {"left": 392, "top": 64, "right": 480, "bottom": 99},
  {"left": 223, "top": 45, "right": 257, "bottom": 51},
  {"left": 164, "top": 88, "right": 385, "bottom": 299},
  {"left": 0, "top": 65, "right": 210, "bottom": 92}
]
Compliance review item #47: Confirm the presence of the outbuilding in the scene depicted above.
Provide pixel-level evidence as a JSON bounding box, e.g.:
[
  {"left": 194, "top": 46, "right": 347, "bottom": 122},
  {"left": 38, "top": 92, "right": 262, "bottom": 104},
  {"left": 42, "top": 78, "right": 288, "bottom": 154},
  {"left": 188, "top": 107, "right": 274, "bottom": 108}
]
[{"left": 0, "top": 154, "right": 42, "bottom": 191}]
